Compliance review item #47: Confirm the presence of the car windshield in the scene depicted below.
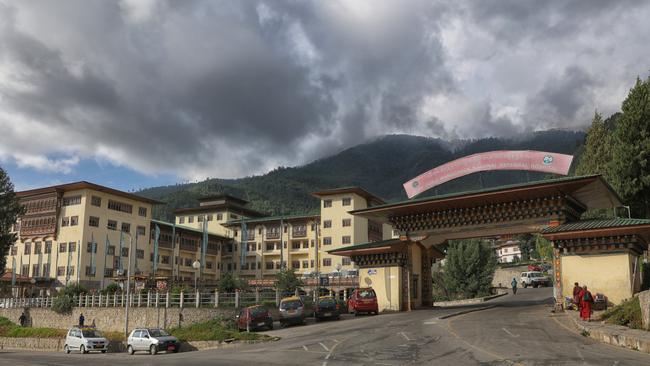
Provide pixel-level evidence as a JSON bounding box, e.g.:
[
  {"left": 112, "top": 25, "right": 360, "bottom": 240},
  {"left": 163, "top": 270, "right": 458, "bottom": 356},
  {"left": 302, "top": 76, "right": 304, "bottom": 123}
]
[
  {"left": 359, "top": 289, "right": 376, "bottom": 299},
  {"left": 280, "top": 300, "right": 303, "bottom": 310},
  {"left": 250, "top": 306, "right": 267, "bottom": 317},
  {"left": 82, "top": 329, "right": 102, "bottom": 338},
  {"left": 318, "top": 298, "right": 336, "bottom": 306},
  {"left": 148, "top": 329, "right": 170, "bottom": 337}
]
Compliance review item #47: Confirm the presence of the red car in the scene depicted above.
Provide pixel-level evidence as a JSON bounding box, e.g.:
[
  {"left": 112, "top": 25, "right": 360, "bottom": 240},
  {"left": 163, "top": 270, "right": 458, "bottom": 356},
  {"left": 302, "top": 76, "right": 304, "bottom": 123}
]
[
  {"left": 528, "top": 264, "right": 542, "bottom": 272},
  {"left": 348, "top": 288, "right": 379, "bottom": 315},
  {"left": 236, "top": 305, "right": 274, "bottom": 331}
]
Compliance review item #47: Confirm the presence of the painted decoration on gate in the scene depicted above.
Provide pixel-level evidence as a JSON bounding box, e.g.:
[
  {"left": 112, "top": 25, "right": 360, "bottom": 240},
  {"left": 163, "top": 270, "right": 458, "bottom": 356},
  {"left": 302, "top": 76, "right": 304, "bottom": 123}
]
[{"left": 403, "top": 150, "right": 574, "bottom": 199}]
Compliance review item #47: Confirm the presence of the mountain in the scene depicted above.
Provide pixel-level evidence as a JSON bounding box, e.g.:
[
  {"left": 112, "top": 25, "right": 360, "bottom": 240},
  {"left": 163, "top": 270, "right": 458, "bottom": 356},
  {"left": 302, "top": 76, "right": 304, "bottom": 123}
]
[{"left": 139, "top": 130, "right": 586, "bottom": 221}]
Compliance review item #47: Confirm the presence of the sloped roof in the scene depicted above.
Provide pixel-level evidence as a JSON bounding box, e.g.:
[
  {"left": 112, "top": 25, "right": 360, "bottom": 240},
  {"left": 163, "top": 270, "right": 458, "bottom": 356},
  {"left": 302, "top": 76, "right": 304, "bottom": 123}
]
[{"left": 542, "top": 218, "right": 650, "bottom": 234}]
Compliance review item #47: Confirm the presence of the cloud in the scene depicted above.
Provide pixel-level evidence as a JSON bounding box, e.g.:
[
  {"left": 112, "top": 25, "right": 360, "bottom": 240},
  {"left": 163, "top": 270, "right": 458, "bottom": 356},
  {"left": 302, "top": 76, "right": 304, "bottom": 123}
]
[{"left": 0, "top": 0, "right": 649, "bottom": 181}]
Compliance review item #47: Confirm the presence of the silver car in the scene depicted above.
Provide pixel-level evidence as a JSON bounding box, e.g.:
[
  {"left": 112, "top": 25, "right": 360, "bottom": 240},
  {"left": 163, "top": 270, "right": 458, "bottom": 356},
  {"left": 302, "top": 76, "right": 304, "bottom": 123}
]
[
  {"left": 127, "top": 328, "right": 180, "bottom": 355},
  {"left": 64, "top": 327, "right": 109, "bottom": 354}
]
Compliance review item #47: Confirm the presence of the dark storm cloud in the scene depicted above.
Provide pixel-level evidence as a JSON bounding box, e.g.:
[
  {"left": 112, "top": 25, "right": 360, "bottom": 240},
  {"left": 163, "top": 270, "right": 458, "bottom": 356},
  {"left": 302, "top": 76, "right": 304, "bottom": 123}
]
[{"left": 0, "top": 0, "right": 649, "bottom": 179}]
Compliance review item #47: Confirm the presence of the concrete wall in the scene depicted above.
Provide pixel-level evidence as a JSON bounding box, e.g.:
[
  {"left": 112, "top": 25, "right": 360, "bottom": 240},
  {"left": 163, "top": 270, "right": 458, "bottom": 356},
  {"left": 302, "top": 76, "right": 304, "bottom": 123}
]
[
  {"left": 359, "top": 266, "right": 401, "bottom": 312},
  {"left": 411, "top": 245, "right": 423, "bottom": 308},
  {"left": 561, "top": 253, "right": 634, "bottom": 305},
  {"left": 0, "top": 307, "right": 236, "bottom": 333},
  {"left": 638, "top": 290, "right": 650, "bottom": 330},
  {"left": 492, "top": 266, "right": 529, "bottom": 288}
]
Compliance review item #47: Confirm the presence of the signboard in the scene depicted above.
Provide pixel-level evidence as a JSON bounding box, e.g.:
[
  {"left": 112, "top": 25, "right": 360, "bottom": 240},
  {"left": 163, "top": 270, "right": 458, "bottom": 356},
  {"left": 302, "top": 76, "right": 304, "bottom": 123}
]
[
  {"left": 156, "top": 280, "right": 168, "bottom": 292},
  {"left": 320, "top": 277, "right": 330, "bottom": 286},
  {"left": 403, "top": 150, "right": 574, "bottom": 198},
  {"left": 367, "top": 269, "right": 378, "bottom": 276}
]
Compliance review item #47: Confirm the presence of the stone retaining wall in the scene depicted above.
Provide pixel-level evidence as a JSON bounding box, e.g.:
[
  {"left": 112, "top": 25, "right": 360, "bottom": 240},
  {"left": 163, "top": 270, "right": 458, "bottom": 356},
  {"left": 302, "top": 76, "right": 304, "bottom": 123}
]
[
  {"left": 636, "top": 290, "right": 650, "bottom": 330},
  {"left": 0, "top": 307, "right": 236, "bottom": 333},
  {"left": 433, "top": 292, "right": 506, "bottom": 307}
]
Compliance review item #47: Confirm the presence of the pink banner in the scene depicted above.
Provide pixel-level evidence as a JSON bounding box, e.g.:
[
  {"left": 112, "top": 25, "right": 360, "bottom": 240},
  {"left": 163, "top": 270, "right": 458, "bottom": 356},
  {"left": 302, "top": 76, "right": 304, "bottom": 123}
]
[{"left": 403, "top": 150, "right": 574, "bottom": 199}]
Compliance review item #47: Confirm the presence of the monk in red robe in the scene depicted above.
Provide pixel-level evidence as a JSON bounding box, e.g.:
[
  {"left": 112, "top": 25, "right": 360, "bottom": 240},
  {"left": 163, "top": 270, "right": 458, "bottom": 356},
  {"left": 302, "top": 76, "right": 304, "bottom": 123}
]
[
  {"left": 579, "top": 285, "right": 593, "bottom": 321},
  {"left": 572, "top": 282, "right": 581, "bottom": 311}
]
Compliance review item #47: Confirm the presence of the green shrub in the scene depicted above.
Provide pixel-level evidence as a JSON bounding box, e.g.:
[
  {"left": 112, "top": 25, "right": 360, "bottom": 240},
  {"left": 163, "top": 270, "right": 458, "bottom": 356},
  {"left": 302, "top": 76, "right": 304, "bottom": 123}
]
[
  {"left": 0, "top": 317, "right": 66, "bottom": 338},
  {"left": 168, "top": 317, "right": 272, "bottom": 342},
  {"left": 61, "top": 282, "right": 87, "bottom": 297},
  {"left": 52, "top": 295, "right": 74, "bottom": 314},
  {"left": 601, "top": 297, "right": 643, "bottom": 329},
  {"left": 261, "top": 300, "right": 277, "bottom": 308},
  {"left": 100, "top": 283, "right": 121, "bottom": 295}
]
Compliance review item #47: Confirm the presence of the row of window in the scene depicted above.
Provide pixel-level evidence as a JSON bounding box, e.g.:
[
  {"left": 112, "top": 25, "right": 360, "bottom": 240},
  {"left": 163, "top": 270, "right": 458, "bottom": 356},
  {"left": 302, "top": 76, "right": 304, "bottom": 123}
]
[
  {"left": 323, "top": 197, "right": 352, "bottom": 208},
  {"left": 323, "top": 218, "right": 352, "bottom": 228},
  {"left": 322, "top": 236, "right": 351, "bottom": 245},
  {"left": 178, "top": 212, "right": 237, "bottom": 224}
]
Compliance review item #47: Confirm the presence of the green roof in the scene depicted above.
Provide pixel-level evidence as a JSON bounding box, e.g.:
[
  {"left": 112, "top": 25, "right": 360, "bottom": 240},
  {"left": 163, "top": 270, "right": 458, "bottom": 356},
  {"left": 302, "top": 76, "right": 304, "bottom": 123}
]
[
  {"left": 328, "top": 239, "right": 404, "bottom": 254},
  {"left": 224, "top": 213, "right": 320, "bottom": 226},
  {"left": 352, "top": 174, "right": 609, "bottom": 213},
  {"left": 541, "top": 218, "right": 650, "bottom": 234},
  {"left": 151, "top": 219, "right": 229, "bottom": 238}
]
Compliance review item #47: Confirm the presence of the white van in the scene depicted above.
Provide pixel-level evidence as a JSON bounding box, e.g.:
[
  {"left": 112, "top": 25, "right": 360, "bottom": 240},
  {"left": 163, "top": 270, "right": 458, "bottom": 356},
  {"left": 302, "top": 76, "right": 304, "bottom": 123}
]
[{"left": 64, "top": 327, "right": 109, "bottom": 354}]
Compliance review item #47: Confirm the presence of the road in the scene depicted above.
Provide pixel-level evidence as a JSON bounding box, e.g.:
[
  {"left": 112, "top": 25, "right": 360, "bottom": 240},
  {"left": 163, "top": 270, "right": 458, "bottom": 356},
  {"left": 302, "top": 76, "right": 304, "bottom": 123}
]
[{"left": 2, "top": 288, "right": 649, "bottom": 365}]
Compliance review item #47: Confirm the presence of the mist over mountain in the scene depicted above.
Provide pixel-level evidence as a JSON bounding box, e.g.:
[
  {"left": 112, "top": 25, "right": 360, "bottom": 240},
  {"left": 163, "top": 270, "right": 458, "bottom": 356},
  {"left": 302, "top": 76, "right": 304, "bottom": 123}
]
[{"left": 139, "top": 130, "right": 585, "bottom": 221}]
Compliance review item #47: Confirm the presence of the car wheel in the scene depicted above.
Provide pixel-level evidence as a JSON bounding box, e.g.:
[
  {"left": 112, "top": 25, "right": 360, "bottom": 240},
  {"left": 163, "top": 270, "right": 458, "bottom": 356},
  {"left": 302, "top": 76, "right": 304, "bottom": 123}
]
[
  {"left": 523, "top": 283, "right": 528, "bottom": 288},
  {"left": 268, "top": 322, "right": 274, "bottom": 330},
  {"left": 127, "top": 345, "right": 135, "bottom": 355},
  {"left": 279, "top": 321, "right": 285, "bottom": 329},
  {"left": 80, "top": 345, "right": 87, "bottom": 354},
  {"left": 354, "top": 310, "right": 359, "bottom": 317},
  {"left": 150, "top": 345, "right": 157, "bottom": 355},
  {"left": 64, "top": 345, "right": 70, "bottom": 354},
  {"left": 101, "top": 350, "right": 107, "bottom": 354}
]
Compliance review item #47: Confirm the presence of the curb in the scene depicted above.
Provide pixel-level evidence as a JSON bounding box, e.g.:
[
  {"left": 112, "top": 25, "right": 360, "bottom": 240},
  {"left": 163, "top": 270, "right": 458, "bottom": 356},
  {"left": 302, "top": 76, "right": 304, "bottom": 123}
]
[
  {"left": 566, "top": 314, "right": 650, "bottom": 354},
  {"left": 438, "top": 305, "right": 496, "bottom": 319},
  {"left": 434, "top": 292, "right": 507, "bottom": 308}
]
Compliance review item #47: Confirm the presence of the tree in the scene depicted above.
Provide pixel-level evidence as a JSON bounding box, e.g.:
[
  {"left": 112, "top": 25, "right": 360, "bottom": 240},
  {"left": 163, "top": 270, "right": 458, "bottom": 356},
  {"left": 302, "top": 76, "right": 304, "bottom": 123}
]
[
  {"left": 535, "top": 235, "right": 553, "bottom": 262},
  {"left": 216, "top": 273, "right": 249, "bottom": 293},
  {"left": 575, "top": 111, "right": 614, "bottom": 177},
  {"left": 275, "top": 268, "right": 304, "bottom": 293},
  {"left": 610, "top": 76, "right": 650, "bottom": 218},
  {"left": 439, "top": 239, "right": 497, "bottom": 299},
  {"left": 0, "top": 167, "right": 24, "bottom": 274}
]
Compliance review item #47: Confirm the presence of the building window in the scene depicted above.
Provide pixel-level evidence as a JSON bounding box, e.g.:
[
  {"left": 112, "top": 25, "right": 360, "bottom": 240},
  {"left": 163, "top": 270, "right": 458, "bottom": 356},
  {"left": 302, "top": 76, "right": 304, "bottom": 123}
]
[
  {"left": 292, "top": 242, "right": 301, "bottom": 250},
  {"left": 121, "top": 247, "right": 129, "bottom": 257},
  {"left": 104, "top": 268, "right": 113, "bottom": 277},
  {"left": 179, "top": 217, "right": 185, "bottom": 224},
  {"left": 302, "top": 241, "right": 308, "bottom": 249},
  {"left": 121, "top": 222, "right": 131, "bottom": 233},
  {"left": 62, "top": 195, "right": 82, "bottom": 206},
  {"left": 68, "top": 242, "right": 76, "bottom": 252},
  {"left": 108, "top": 199, "right": 133, "bottom": 214},
  {"left": 85, "top": 266, "right": 96, "bottom": 277},
  {"left": 10, "top": 246, "right": 17, "bottom": 255},
  {"left": 107, "top": 245, "right": 115, "bottom": 255},
  {"left": 34, "top": 242, "right": 42, "bottom": 254},
  {"left": 59, "top": 243, "right": 67, "bottom": 253},
  {"left": 161, "top": 255, "right": 170, "bottom": 264},
  {"left": 342, "top": 218, "right": 351, "bottom": 227},
  {"left": 67, "top": 266, "right": 75, "bottom": 276},
  {"left": 136, "top": 226, "right": 146, "bottom": 236},
  {"left": 234, "top": 230, "right": 238, "bottom": 237},
  {"left": 291, "top": 261, "right": 300, "bottom": 269},
  {"left": 342, "top": 236, "right": 351, "bottom": 244},
  {"left": 323, "top": 258, "right": 332, "bottom": 266},
  {"left": 188, "top": 216, "right": 194, "bottom": 223},
  {"left": 45, "top": 241, "right": 52, "bottom": 254},
  {"left": 70, "top": 216, "right": 79, "bottom": 226},
  {"left": 342, "top": 197, "right": 351, "bottom": 206},
  {"left": 207, "top": 214, "right": 213, "bottom": 221},
  {"left": 89, "top": 216, "right": 100, "bottom": 227},
  {"left": 32, "top": 264, "right": 40, "bottom": 277},
  {"left": 311, "top": 239, "right": 315, "bottom": 247},
  {"left": 138, "top": 207, "right": 147, "bottom": 217},
  {"left": 43, "top": 264, "right": 50, "bottom": 277},
  {"left": 311, "top": 224, "right": 316, "bottom": 231},
  {"left": 323, "top": 237, "right": 332, "bottom": 245},
  {"left": 57, "top": 266, "right": 65, "bottom": 276},
  {"left": 107, "top": 220, "right": 117, "bottom": 231},
  {"left": 217, "top": 213, "right": 223, "bottom": 221},
  {"left": 231, "top": 214, "right": 239, "bottom": 220},
  {"left": 62, "top": 217, "right": 70, "bottom": 227},
  {"left": 184, "top": 258, "right": 192, "bottom": 267},
  {"left": 24, "top": 243, "right": 31, "bottom": 255},
  {"left": 323, "top": 220, "right": 332, "bottom": 228},
  {"left": 323, "top": 199, "right": 332, "bottom": 208},
  {"left": 265, "top": 262, "right": 274, "bottom": 270},
  {"left": 258, "top": 228, "right": 262, "bottom": 235},
  {"left": 198, "top": 215, "right": 204, "bottom": 222},
  {"left": 266, "top": 243, "right": 275, "bottom": 251},
  {"left": 302, "top": 260, "right": 308, "bottom": 268},
  {"left": 113, "top": 257, "right": 121, "bottom": 268},
  {"left": 206, "top": 261, "right": 213, "bottom": 270},
  {"left": 86, "top": 242, "right": 97, "bottom": 253},
  {"left": 91, "top": 196, "right": 102, "bottom": 207},
  {"left": 342, "top": 257, "right": 351, "bottom": 266},
  {"left": 136, "top": 249, "right": 144, "bottom": 259},
  {"left": 310, "top": 260, "right": 314, "bottom": 268}
]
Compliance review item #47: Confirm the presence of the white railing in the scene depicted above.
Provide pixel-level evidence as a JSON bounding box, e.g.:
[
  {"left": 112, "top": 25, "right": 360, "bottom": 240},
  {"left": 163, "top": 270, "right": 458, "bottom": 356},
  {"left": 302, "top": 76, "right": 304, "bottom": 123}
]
[{"left": 0, "top": 288, "right": 288, "bottom": 310}]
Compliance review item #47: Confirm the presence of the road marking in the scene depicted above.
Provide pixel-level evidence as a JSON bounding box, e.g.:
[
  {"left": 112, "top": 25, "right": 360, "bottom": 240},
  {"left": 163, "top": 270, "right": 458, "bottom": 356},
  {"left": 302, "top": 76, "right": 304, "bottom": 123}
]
[
  {"left": 502, "top": 327, "right": 519, "bottom": 337},
  {"left": 319, "top": 342, "right": 330, "bottom": 352},
  {"left": 423, "top": 321, "right": 437, "bottom": 325},
  {"left": 399, "top": 331, "right": 413, "bottom": 341},
  {"left": 302, "top": 345, "right": 309, "bottom": 351},
  {"left": 332, "top": 338, "right": 340, "bottom": 343}
]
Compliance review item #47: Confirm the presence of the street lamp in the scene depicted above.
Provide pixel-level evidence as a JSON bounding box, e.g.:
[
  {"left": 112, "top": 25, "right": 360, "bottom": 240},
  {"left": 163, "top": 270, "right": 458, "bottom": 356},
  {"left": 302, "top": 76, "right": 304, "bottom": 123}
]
[
  {"left": 111, "top": 228, "right": 133, "bottom": 339},
  {"left": 335, "top": 264, "right": 342, "bottom": 300},
  {"left": 192, "top": 260, "right": 201, "bottom": 291}
]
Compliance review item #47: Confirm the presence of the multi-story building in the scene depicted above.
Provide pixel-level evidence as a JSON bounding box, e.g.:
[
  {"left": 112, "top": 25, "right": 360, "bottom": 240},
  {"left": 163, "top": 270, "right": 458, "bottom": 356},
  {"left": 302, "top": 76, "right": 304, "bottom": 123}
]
[
  {"left": 493, "top": 237, "right": 522, "bottom": 263},
  {"left": 7, "top": 182, "right": 159, "bottom": 289}
]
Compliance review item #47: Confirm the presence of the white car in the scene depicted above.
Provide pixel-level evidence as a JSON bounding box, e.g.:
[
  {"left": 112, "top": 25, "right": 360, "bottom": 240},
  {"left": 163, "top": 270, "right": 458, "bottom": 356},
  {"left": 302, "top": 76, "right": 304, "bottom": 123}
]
[
  {"left": 64, "top": 327, "right": 109, "bottom": 354},
  {"left": 127, "top": 328, "right": 180, "bottom": 355},
  {"left": 520, "top": 271, "right": 551, "bottom": 288}
]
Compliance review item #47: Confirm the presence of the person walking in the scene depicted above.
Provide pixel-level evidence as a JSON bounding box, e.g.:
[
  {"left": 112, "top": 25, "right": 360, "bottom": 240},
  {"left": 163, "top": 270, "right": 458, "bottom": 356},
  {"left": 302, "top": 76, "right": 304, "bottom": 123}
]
[
  {"left": 578, "top": 285, "right": 594, "bottom": 321},
  {"left": 572, "top": 282, "right": 582, "bottom": 311},
  {"left": 511, "top": 277, "right": 518, "bottom": 295},
  {"left": 79, "top": 313, "right": 85, "bottom": 327},
  {"left": 18, "top": 312, "right": 27, "bottom": 327}
]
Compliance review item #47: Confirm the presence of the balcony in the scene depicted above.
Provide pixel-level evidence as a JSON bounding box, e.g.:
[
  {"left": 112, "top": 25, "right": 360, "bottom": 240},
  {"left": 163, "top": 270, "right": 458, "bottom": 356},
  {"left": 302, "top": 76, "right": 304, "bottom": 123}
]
[
  {"left": 291, "top": 230, "right": 307, "bottom": 238},
  {"left": 266, "top": 232, "right": 280, "bottom": 240}
]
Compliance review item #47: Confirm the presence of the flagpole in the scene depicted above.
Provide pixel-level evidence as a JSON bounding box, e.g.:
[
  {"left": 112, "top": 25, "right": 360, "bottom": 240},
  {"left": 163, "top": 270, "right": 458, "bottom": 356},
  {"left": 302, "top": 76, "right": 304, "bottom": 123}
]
[
  {"left": 153, "top": 224, "right": 160, "bottom": 278},
  {"left": 171, "top": 223, "right": 176, "bottom": 282},
  {"left": 76, "top": 240, "right": 81, "bottom": 283}
]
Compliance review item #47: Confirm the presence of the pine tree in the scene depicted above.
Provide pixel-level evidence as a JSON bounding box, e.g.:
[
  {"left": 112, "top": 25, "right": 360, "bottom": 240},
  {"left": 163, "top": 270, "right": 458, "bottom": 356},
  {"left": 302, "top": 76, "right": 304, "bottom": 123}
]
[
  {"left": 575, "top": 111, "right": 614, "bottom": 178},
  {"left": 441, "top": 239, "right": 496, "bottom": 299},
  {"left": 611, "top": 76, "right": 650, "bottom": 218},
  {"left": 0, "top": 167, "right": 24, "bottom": 273}
]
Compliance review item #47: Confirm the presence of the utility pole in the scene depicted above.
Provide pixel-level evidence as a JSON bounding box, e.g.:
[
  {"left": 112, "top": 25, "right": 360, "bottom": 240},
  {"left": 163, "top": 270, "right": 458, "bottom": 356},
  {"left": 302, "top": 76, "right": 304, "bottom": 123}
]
[{"left": 314, "top": 220, "right": 320, "bottom": 302}]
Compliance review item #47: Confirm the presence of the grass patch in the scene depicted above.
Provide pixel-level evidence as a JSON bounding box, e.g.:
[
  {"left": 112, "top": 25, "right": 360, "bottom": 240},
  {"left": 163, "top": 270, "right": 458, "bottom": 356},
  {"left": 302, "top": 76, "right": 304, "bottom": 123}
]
[
  {"left": 0, "top": 317, "right": 67, "bottom": 338},
  {"left": 600, "top": 297, "right": 643, "bottom": 329},
  {"left": 168, "top": 317, "right": 273, "bottom": 342}
]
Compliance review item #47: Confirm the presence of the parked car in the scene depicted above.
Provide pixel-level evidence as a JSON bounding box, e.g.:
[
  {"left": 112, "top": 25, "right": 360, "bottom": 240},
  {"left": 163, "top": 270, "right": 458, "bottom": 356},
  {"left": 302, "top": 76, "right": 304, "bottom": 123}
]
[
  {"left": 236, "top": 305, "right": 273, "bottom": 331},
  {"left": 527, "top": 264, "right": 542, "bottom": 272},
  {"left": 127, "top": 328, "right": 180, "bottom": 355},
  {"left": 314, "top": 296, "right": 341, "bottom": 321},
  {"left": 348, "top": 288, "right": 379, "bottom": 315},
  {"left": 520, "top": 271, "right": 551, "bottom": 288},
  {"left": 278, "top": 296, "right": 306, "bottom": 327},
  {"left": 64, "top": 326, "right": 109, "bottom": 354}
]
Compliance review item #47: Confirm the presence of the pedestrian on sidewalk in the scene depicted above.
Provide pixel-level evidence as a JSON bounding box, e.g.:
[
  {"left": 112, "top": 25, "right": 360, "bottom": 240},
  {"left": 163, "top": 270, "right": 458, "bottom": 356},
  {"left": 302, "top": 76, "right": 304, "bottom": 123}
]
[
  {"left": 572, "top": 282, "right": 582, "bottom": 311},
  {"left": 511, "top": 277, "right": 518, "bottom": 295},
  {"left": 79, "top": 313, "right": 85, "bottom": 327},
  {"left": 578, "top": 285, "right": 593, "bottom": 321},
  {"left": 18, "top": 312, "right": 26, "bottom": 327}
]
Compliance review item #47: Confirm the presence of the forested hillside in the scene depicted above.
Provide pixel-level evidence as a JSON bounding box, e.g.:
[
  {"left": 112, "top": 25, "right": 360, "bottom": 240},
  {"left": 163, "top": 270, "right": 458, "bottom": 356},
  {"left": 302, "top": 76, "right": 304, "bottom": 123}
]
[{"left": 139, "top": 130, "right": 585, "bottom": 221}]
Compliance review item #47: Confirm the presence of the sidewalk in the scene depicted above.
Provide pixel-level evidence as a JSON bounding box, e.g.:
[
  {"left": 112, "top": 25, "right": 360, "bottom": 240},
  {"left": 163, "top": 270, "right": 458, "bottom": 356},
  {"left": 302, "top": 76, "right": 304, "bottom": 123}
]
[{"left": 564, "top": 309, "right": 650, "bottom": 354}]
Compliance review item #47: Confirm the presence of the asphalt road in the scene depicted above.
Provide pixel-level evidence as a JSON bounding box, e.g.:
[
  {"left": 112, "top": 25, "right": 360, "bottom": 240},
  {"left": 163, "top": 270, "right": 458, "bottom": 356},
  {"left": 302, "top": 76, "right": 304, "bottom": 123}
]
[{"left": 2, "top": 288, "right": 650, "bottom": 365}]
